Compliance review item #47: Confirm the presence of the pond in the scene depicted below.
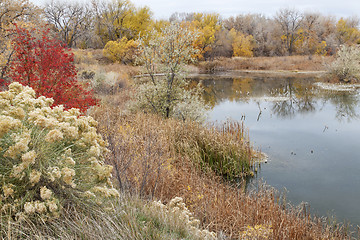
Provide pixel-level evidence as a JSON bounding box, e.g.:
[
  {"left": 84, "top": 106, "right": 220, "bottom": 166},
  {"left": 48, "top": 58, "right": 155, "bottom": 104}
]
[{"left": 191, "top": 72, "right": 360, "bottom": 227}]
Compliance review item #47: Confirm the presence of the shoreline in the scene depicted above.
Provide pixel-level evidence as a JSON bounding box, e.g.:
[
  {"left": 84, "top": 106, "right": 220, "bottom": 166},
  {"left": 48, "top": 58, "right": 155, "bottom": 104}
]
[{"left": 188, "top": 69, "right": 327, "bottom": 79}]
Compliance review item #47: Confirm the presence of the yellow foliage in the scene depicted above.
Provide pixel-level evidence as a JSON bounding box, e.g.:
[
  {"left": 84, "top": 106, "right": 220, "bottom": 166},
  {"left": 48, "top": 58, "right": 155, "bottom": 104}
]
[
  {"left": 190, "top": 13, "right": 221, "bottom": 60},
  {"left": 229, "top": 28, "right": 255, "bottom": 57},
  {"left": 103, "top": 37, "right": 139, "bottom": 64},
  {"left": 336, "top": 18, "right": 360, "bottom": 45},
  {"left": 95, "top": 1, "right": 152, "bottom": 44},
  {"left": 123, "top": 6, "right": 153, "bottom": 39},
  {"left": 291, "top": 28, "right": 328, "bottom": 55}
]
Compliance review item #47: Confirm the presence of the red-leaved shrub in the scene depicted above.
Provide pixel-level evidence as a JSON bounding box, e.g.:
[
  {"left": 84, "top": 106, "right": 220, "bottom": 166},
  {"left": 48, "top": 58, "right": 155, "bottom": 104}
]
[{"left": 7, "top": 26, "right": 97, "bottom": 113}]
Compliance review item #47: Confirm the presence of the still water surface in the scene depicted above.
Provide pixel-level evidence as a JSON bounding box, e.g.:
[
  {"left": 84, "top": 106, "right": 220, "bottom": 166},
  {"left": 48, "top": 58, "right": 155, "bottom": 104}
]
[{"left": 193, "top": 73, "right": 360, "bottom": 226}]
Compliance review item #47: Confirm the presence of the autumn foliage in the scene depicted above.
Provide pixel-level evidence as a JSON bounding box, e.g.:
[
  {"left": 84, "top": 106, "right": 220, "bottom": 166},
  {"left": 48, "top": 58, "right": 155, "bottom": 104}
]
[
  {"left": 7, "top": 26, "right": 97, "bottom": 113},
  {"left": 103, "top": 37, "right": 139, "bottom": 64}
]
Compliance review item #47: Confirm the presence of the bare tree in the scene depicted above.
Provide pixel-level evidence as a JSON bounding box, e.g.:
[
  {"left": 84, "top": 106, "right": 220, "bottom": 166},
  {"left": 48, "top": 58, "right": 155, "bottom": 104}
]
[
  {"left": 169, "top": 12, "right": 194, "bottom": 22},
  {"left": 299, "top": 12, "right": 321, "bottom": 55},
  {"left": 0, "top": 0, "right": 40, "bottom": 82},
  {"left": 44, "top": 0, "right": 91, "bottom": 48},
  {"left": 275, "top": 8, "right": 304, "bottom": 55}
]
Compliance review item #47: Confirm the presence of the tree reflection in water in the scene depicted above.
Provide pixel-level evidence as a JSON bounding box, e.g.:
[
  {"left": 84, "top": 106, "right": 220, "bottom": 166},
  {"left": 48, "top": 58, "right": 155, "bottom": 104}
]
[
  {"left": 191, "top": 75, "right": 360, "bottom": 122},
  {"left": 270, "top": 79, "right": 316, "bottom": 119},
  {"left": 322, "top": 91, "right": 360, "bottom": 122}
]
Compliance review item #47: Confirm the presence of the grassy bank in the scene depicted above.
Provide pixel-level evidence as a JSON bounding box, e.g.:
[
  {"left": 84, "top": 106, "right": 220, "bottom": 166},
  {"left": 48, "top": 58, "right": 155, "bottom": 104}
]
[{"left": 198, "top": 55, "right": 334, "bottom": 73}]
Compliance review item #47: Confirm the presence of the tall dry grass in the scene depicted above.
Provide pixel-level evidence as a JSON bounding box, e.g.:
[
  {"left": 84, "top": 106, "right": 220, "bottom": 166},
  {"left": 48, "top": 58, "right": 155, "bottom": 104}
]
[
  {"left": 91, "top": 81, "right": 355, "bottom": 239},
  {"left": 198, "top": 55, "right": 334, "bottom": 73}
]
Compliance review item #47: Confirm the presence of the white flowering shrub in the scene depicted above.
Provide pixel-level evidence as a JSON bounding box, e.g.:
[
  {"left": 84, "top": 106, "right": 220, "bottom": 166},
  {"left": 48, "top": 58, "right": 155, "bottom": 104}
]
[
  {"left": 149, "top": 197, "right": 216, "bottom": 240},
  {"left": 329, "top": 44, "right": 360, "bottom": 82},
  {"left": 0, "top": 82, "right": 118, "bottom": 220},
  {"left": 132, "top": 23, "right": 208, "bottom": 122}
]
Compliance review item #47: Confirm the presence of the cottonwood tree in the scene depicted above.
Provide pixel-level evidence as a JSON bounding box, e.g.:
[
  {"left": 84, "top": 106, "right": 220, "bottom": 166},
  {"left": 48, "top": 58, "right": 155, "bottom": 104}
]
[
  {"left": 44, "top": 0, "right": 91, "bottom": 48},
  {"left": 297, "top": 12, "right": 321, "bottom": 55},
  {"left": 275, "top": 8, "right": 304, "bottom": 55},
  {"left": 336, "top": 17, "right": 360, "bottom": 45},
  {"left": 92, "top": 0, "right": 133, "bottom": 45},
  {"left": 92, "top": 0, "right": 152, "bottom": 46},
  {"left": 317, "top": 15, "right": 337, "bottom": 54},
  {"left": 132, "top": 23, "right": 208, "bottom": 122},
  {"left": 223, "top": 14, "right": 275, "bottom": 56},
  {"left": 228, "top": 28, "right": 255, "bottom": 57},
  {"left": 190, "top": 13, "right": 221, "bottom": 60}
]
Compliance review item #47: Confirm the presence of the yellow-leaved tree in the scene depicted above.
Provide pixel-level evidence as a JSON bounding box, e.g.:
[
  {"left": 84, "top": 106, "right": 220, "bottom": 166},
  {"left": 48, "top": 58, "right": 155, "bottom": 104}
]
[
  {"left": 93, "top": 0, "right": 153, "bottom": 46},
  {"left": 229, "top": 28, "right": 255, "bottom": 57},
  {"left": 336, "top": 18, "right": 360, "bottom": 45},
  {"left": 190, "top": 13, "right": 221, "bottom": 60}
]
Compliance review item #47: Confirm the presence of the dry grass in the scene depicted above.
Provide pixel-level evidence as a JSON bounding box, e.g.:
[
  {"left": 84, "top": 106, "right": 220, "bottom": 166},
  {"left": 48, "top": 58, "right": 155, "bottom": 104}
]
[
  {"left": 90, "top": 80, "right": 355, "bottom": 239},
  {"left": 1, "top": 194, "right": 206, "bottom": 240},
  {"left": 198, "top": 55, "right": 334, "bottom": 73}
]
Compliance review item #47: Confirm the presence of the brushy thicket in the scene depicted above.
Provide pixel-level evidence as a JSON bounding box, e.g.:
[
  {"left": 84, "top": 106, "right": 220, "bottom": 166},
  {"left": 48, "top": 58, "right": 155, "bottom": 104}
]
[{"left": 0, "top": 82, "right": 118, "bottom": 221}]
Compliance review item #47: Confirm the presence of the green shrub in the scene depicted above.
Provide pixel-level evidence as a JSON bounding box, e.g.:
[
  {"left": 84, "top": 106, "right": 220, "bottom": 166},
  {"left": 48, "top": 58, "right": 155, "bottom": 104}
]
[{"left": 0, "top": 82, "right": 118, "bottom": 221}]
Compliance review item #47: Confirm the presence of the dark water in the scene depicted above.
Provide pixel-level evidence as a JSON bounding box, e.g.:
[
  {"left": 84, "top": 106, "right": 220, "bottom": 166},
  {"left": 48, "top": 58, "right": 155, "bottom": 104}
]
[{"left": 193, "top": 73, "right": 360, "bottom": 226}]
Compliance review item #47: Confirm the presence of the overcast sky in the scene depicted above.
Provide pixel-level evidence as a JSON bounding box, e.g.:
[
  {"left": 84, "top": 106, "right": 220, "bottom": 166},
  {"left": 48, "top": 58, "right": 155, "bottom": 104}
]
[
  {"left": 129, "top": 0, "right": 360, "bottom": 19},
  {"left": 31, "top": 0, "right": 360, "bottom": 20}
]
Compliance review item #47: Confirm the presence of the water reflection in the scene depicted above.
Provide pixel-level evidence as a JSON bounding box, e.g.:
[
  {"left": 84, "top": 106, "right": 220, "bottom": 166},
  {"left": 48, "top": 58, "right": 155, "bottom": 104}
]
[
  {"left": 192, "top": 73, "right": 360, "bottom": 227},
  {"left": 322, "top": 92, "right": 360, "bottom": 122},
  {"left": 269, "top": 79, "right": 317, "bottom": 119},
  {"left": 192, "top": 75, "right": 360, "bottom": 122}
]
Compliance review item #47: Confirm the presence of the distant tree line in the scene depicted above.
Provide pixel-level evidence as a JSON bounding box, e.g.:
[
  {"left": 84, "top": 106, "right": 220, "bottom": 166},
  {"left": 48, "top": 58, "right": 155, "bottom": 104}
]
[{"left": 1, "top": 0, "right": 360, "bottom": 69}]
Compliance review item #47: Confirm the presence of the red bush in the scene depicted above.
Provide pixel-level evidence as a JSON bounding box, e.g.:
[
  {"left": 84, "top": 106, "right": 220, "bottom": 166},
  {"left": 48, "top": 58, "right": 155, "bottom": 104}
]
[{"left": 8, "top": 26, "right": 97, "bottom": 113}]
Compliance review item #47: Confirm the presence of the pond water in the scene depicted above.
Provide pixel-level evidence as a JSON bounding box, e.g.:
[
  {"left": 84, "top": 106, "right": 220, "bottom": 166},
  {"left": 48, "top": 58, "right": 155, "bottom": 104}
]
[{"left": 192, "top": 72, "right": 360, "bottom": 226}]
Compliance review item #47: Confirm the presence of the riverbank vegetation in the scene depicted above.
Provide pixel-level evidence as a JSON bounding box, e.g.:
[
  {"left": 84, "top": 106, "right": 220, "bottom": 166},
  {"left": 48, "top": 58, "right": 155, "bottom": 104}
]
[{"left": 0, "top": 0, "right": 359, "bottom": 239}]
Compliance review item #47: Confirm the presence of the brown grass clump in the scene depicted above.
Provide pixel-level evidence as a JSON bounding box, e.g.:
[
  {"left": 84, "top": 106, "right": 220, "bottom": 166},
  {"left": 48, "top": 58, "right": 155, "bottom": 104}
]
[
  {"left": 198, "top": 55, "right": 334, "bottom": 73},
  {"left": 91, "top": 83, "right": 353, "bottom": 239}
]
